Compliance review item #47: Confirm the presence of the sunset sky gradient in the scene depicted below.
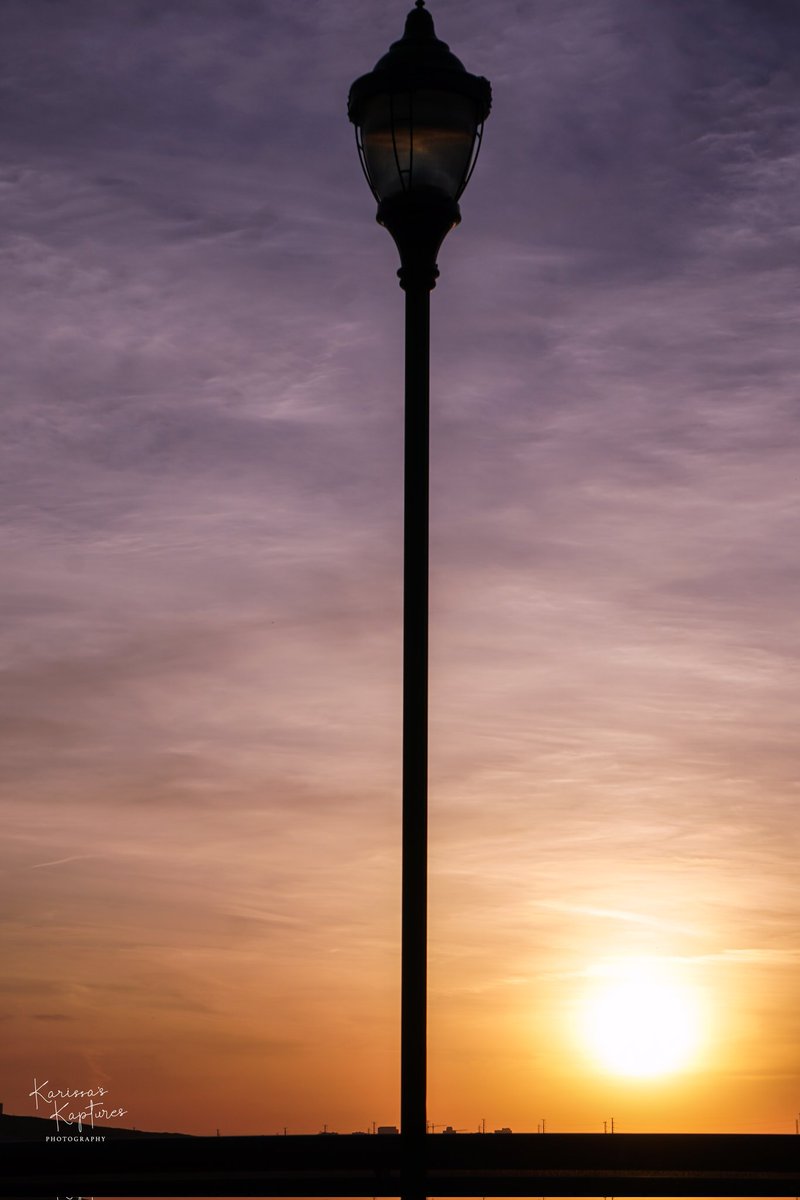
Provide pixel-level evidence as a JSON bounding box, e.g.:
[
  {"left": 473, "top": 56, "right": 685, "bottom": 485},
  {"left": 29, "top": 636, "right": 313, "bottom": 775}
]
[{"left": 1, "top": 0, "right": 799, "bottom": 1137}]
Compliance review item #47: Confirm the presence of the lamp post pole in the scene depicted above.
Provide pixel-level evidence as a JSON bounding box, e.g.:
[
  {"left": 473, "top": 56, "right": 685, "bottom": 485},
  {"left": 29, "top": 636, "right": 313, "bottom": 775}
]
[
  {"left": 401, "top": 268, "right": 430, "bottom": 1199},
  {"left": 401, "top": 265, "right": 430, "bottom": 1151},
  {"left": 384, "top": 193, "right": 458, "bottom": 1158},
  {"left": 381, "top": 192, "right": 461, "bottom": 1182},
  {"left": 382, "top": 196, "right": 455, "bottom": 1195},
  {"left": 348, "top": 7, "right": 490, "bottom": 1193}
]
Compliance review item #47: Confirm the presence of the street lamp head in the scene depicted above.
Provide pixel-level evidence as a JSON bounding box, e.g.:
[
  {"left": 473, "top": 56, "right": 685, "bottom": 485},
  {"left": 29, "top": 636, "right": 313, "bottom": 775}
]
[{"left": 348, "top": 1, "right": 491, "bottom": 289}]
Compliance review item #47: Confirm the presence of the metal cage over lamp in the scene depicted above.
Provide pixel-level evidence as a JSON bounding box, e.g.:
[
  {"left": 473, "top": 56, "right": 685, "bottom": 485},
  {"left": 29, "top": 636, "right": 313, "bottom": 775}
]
[{"left": 348, "top": 0, "right": 491, "bottom": 289}]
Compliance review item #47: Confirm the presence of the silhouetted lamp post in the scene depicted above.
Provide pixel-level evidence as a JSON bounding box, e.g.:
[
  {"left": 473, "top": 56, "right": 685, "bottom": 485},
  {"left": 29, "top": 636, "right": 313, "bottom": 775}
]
[{"left": 348, "top": 0, "right": 491, "bottom": 1169}]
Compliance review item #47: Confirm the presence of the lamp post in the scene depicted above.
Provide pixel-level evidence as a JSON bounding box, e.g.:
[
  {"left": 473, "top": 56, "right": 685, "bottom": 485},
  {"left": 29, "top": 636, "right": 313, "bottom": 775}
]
[{"left": 348, "top": 2, "right": 490, "bottom": 1189}]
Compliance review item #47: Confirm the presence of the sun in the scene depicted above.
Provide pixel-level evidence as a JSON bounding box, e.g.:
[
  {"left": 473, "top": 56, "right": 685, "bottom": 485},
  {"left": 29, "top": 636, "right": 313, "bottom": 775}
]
[{"left": 579, "top": 960, "right": 702, "bottom": 1078}]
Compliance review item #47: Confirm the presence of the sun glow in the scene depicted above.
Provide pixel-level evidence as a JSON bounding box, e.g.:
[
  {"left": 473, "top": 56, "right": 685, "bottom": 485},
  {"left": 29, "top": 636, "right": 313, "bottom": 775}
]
[{"left": 580, "top": 960, "right": 703, "bottom": 1078}]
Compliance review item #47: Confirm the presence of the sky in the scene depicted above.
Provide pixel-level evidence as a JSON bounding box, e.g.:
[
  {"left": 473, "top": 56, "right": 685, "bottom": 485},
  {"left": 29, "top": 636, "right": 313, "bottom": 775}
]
[{"left": 1, "top": 0, "right": 799, "bottom": 1139}]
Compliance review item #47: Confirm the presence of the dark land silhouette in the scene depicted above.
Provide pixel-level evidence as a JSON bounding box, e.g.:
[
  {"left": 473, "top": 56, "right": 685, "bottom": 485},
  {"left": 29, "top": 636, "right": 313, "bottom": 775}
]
[
  {"left": 0, "top": 1107, "right": 191, "bottom": 1142},
  {"left": 2, "top": 1121, "right": 800, "bottom": 1196}
]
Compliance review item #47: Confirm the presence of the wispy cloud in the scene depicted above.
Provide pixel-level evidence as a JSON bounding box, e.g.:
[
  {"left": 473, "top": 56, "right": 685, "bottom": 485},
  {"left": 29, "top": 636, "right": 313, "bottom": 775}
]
[
  {"left": 537, "top": 900, "right": 701, "bottom": 937},
  {"left": 28, "top": 855, "right": 95, "bottom": 870}
]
